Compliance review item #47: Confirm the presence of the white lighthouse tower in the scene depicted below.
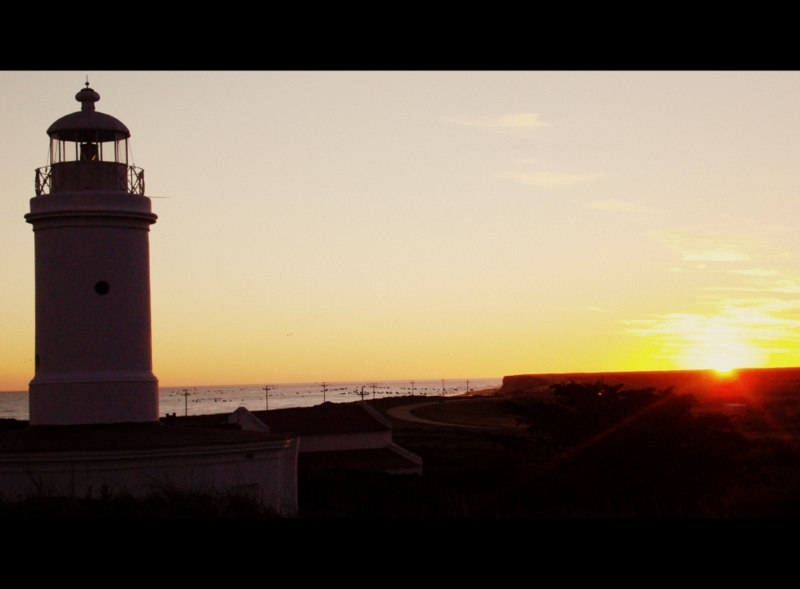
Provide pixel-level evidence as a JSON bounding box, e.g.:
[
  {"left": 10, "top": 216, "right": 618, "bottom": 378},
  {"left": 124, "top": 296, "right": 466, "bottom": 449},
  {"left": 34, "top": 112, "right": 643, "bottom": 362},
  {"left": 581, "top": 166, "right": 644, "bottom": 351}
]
[{"left": 25, "top": 82, "right": 159, "bottom": 426}]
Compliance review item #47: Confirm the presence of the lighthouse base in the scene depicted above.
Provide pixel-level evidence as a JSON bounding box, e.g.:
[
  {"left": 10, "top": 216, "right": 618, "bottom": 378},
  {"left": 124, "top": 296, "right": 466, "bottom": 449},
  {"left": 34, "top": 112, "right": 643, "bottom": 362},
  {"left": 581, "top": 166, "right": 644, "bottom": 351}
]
[{"left": 29, "top": 374, "right": 159, "bottom": 426}]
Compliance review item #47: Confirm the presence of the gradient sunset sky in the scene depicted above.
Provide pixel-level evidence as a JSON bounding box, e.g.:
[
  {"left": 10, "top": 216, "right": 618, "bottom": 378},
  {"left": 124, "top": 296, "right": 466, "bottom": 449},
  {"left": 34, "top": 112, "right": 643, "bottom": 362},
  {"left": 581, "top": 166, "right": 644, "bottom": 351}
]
[{"left": 1, "top": 70, "right": 799, "bottom": 391}]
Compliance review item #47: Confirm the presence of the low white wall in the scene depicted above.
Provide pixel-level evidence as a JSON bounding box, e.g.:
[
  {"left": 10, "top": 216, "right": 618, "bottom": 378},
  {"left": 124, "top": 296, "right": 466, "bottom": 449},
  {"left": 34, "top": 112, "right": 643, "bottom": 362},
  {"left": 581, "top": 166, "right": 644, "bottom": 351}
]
[{"left": 0, "top": 437, "right": 299, "bottom": 517}]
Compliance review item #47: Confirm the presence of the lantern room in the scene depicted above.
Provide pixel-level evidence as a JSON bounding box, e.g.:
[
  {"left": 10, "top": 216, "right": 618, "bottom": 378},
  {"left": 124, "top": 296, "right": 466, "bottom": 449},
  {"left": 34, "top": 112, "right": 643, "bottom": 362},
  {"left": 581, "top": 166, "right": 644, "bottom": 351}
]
[{"left": 36, "top": 82, "right": 144, "bottom": 196}]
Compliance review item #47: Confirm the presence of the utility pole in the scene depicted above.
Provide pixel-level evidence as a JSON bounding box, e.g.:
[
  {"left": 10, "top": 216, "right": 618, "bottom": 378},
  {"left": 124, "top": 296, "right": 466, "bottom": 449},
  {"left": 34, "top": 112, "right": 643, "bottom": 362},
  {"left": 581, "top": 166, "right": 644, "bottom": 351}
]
[
  {"left": 182, "top": 388, "right": 190, "bottom": 417},
  {"left": 321, "top": 381, "right": 328, "bottom": 403},
  {"left": 360, "top": 385, "right": 365, "bottom": 400},
  {"left": 264, "top": 385, "right": 273, "bottom": 411},
  {"left": 371, "top": 383, "right": 377, "bottom": 400}
]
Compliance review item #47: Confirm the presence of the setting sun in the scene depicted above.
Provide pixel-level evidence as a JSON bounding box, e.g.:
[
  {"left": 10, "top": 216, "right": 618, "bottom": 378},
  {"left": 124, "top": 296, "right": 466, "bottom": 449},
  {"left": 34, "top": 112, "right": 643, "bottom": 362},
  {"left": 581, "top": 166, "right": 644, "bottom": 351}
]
[
  {"left": 710, "top": 362, "right": 737, "bottom": 377},
  {"left": 683, "top": 339, "right": 764, "bottom": 374}
]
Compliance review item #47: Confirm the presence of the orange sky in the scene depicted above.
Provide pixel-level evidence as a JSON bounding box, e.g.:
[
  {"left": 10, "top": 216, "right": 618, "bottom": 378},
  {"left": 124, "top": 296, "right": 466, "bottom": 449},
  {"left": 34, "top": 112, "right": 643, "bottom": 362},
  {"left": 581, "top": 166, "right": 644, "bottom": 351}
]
[{"left": 1, "top": 71, "right": 799, "bottom": 391}]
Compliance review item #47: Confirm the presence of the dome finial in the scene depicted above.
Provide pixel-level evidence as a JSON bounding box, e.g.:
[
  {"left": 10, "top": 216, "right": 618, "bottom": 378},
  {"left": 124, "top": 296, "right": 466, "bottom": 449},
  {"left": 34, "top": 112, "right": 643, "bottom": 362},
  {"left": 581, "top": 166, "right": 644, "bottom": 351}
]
[{"left": 76, "top": 81, "right": 100, "bottom": 112}]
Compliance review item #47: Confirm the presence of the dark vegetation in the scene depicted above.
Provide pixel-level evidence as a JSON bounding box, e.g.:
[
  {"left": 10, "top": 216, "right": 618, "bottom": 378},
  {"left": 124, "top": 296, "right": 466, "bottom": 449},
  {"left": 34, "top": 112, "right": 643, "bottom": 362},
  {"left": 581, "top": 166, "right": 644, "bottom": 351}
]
[
  {"left": 2, "top": 372, "right": 800, "bottom": 517},
  {"left": 301, "top": 378, "right": 800, "bottom": 517},
  {"left": 0, "top": 486, "right": 272, "bottom": 518}
]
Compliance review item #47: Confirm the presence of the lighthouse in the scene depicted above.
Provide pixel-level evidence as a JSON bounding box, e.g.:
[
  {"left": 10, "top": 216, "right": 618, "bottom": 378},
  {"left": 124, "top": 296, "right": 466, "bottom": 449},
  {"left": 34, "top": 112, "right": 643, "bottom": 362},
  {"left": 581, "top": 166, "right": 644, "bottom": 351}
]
[{"left": 25, "top": 83, "right": 159, "bottom": 426}]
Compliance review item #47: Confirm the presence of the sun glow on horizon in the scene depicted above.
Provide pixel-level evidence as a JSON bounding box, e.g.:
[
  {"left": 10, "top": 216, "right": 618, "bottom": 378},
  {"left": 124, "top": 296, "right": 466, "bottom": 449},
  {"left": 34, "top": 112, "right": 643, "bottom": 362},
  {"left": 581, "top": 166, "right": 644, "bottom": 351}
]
[
  {"left": 673, "top": 325, "right": 768, "bottom": 373},
  {"left": 625, "top": 311, "right": 779, "bottom": 374},
  {"left": 709, "top": 359, "right": 740, "bottom": 376},
  {"left": 713, "top": 369, "right": 735, "bottom": 379}
]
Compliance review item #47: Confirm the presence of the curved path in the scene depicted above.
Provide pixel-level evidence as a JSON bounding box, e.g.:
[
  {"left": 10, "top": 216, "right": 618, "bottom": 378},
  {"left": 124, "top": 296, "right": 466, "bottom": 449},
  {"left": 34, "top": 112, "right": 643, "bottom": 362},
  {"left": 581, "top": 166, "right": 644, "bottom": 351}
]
[{"left": 385, "top": 400, "right": 488, "bottom": 429}]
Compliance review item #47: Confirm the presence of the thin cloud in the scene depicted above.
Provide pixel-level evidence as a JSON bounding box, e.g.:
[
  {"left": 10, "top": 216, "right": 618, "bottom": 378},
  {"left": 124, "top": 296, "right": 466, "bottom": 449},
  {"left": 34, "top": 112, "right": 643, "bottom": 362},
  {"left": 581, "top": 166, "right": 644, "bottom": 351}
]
[
  {"left": 444, "top": 115, "right": 598, "bottom": 188},
  {"left": 684, "top": 250, "right": 750, "bottom": 262},
  {"left": 500, "top": 170, "right": 600, "bottom": 187},
  {"left": 626, "top": 306, "right": 800, "bottom": 342},
  {"left": 728, "top": 268, "right": 781, "bottom": 277},
  {"left": 656, "top": 228, "right": 754, "bottom": 263},
  {"left": 706, "top": 281, "right": 800, "bottom": 295},
  {"left": 713, "top": 269, "right": 800, "bottom": 295},
  {"left": 442, "top": 112, "right": 549, "bottom": 134},
  {"left": 585, "top": 199, "right": 654, "bottom": 213}
]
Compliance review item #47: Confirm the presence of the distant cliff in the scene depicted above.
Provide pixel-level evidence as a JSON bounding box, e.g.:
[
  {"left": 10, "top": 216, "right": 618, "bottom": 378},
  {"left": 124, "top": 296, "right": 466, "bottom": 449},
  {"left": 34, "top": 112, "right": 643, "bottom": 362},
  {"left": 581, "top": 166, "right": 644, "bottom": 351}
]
[
  {"left": 500, "top": 368, "right": 800, "bottom": 400},
  {"left": 499, "top": 374, "right": 553, "bottom": 395}
]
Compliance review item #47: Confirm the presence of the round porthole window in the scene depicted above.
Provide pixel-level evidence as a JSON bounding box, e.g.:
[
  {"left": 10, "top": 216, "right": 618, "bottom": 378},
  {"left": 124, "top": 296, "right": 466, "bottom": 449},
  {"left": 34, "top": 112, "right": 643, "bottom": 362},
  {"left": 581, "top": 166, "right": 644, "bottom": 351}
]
[{"left": 94, "top": 281, "right": 110, "bottom": 295}]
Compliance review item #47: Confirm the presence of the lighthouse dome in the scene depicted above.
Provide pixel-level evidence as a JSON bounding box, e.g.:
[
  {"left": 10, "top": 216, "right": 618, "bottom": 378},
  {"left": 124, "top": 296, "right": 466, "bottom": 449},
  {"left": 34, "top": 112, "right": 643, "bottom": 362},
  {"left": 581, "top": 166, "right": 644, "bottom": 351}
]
[{"left": 46, "top": 84, "right": 130, "bottom": 143}]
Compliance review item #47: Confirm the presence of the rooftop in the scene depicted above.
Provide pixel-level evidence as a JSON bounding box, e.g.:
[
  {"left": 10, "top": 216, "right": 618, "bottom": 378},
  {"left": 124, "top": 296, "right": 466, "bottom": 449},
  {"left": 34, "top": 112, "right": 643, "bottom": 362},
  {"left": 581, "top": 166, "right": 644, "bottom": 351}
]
[{"left": 0, "top": 421, "right": 288, "bottom": 454}]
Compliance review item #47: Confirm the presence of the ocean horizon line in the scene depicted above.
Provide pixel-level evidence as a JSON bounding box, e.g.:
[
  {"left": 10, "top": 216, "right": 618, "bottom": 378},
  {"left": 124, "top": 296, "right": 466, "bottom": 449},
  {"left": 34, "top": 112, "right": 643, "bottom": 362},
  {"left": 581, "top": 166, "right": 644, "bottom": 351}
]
[
  {"left": 0, "top": 376, "right": 503, "bottom": 396},
  {"left": 6, "top": 365, "right": 800, "bottom": 396}
]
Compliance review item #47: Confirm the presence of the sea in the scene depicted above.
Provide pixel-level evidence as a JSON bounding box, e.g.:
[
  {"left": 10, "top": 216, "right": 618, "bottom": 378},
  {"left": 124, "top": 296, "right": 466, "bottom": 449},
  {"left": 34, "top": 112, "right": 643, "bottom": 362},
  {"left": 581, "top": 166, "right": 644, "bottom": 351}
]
[{"left": 0, "top": 377, "right": 502, "bottom": 422}]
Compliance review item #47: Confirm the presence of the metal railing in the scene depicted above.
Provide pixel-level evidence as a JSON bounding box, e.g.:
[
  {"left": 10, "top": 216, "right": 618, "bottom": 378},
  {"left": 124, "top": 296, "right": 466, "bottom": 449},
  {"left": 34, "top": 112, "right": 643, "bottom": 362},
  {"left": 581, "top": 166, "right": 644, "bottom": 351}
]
[{"left": 34, "top": 164, "right": 145, "bottom": 197}]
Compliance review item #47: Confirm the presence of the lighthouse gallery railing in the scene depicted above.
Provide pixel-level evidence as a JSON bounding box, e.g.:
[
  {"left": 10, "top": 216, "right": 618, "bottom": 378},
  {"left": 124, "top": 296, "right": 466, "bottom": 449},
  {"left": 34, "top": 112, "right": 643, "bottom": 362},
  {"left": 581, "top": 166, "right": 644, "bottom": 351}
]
[{"left": 35, "top": 164, "right": 145, "bottom": 197}]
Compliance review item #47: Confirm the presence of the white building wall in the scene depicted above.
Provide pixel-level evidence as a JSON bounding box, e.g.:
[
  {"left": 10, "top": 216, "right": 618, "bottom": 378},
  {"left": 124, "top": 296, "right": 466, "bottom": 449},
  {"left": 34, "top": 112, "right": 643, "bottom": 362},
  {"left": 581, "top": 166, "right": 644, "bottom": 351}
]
[{"left": 0, "top": 438, "right": 299, "bottom": 517}]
